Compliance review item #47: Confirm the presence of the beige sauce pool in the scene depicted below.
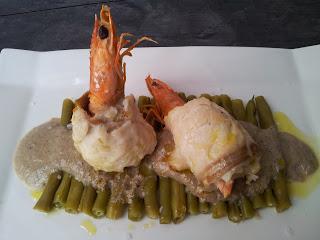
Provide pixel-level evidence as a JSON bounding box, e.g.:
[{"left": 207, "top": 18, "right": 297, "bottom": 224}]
[{"left": 274, "top": 112, "right": 320, "bottom": 198}]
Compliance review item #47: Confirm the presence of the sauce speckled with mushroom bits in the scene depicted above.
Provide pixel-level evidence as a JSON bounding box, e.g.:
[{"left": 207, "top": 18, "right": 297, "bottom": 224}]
[
  {"left": 14, "top": 115, "right": 318, "bottom": 204},
  {"left": 274, "top": 112, "right": 320, "bottom": 198}
]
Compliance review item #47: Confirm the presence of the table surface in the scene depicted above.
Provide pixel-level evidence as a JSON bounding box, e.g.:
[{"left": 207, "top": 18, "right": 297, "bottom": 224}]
[{"left": 0, "top": 0, "right": 320, "bottom": 51}]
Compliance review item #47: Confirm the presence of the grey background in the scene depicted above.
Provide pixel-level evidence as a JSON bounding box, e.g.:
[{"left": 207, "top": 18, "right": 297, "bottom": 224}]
[{"left": 0, "top": 0, "right": 320, "bottom": 51}]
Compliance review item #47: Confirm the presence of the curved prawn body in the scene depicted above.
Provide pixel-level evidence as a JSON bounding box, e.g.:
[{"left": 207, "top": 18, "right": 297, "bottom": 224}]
[
  {"left": 89, "top": 5, "right": 156, "bottom": 114},
  {"left": 146, "top": 76, "right": 259, "bottom": 198}
]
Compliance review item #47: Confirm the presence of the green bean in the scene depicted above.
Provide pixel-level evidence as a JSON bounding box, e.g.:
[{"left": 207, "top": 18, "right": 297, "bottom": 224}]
[
  {"left": 106, "top": 182, "right": 126, "bottom": 220},
  {"left": 200, "top": 93, "right": 212, "bottom": 100},
  {"left": 232, "top": 99, "right": 246, "bottom": 121},
  {"left": 106, "top": 200, "right": 125, "bottom": 219},
  {"left": 128, "top": 196, "right": 144, "bottom": 221},
  {"left": 245, "top": 96, "right": 270, "bottom": 212},
  {"left": 34, "top": 171, "right": 63, "bottom": 213},
  {"left": 245, "top": 98, "right": 258, "bottom": 126},
  {"left": 264, "top": 188, "right": 276, "bottom": 207},
  {"left": 78, "top": 189, "right": 84, "bottom": 212},
  {"left": 171, "top": 179, "right": 186, "bottom": 224},
  {"left": 178, "top": 92, "right": 187, "bottom": 102},
  {"left": 53, "top": 172, "right": 72, "bottom": 208},
  {"left": 65, "top": 177, "right": 84, "bottom": 214},
  {"left": 186, "top": 95, "right": 197, "bottom": 102},
  {"left": 144, "top": 95, "right": 160, "bottom": 131},
  {"left": 212, "top": 201, "right": 227, "bottom": 218},
  {"left": 227, "top": 202, "right": 241, "bottom": 223},
  {"left": 140, "top": 162, "right": 154, "bottom": 176},
  {"left": 199, "top": 201, "right": 210, "bottom": 214},
  {"left": 60, "top": 98, "right": 75, "bottom": 126},
  {"left": 273, "top": 171, "right": 291, "bottom": 213},
  {"left": 92, "top": 188, "right": 110, "bottom": 218},
  {"left": 80, "top": 185, "right": 97, "bottom": 216},
  {"left": 140, "top": 163, "right": 159, "bottom": 219},
  {"left": 211, "top": 95, "right": 222, "bottom": 106},
  {"left": 255, "top": 96, "right": 275, "bottom": 129},
  {"left": 144, "top": 175, "right": 159, "bottom": 219},
  {"left": 159, "top": 177, "right": 172, "bottom": 224},
  {"left": 239, "top": 196, "right": 255, "bottom": 219},
  {"left": 187, "top": 192, "right": 199, "bottom": 215},
  {"left": 251, "top": 194, "right": 267, "bottom": 209},
  {"left": 138, "top": 96, "right": 151, "bottom": 113},
  {"left": 255, "top": 96, "right": 291, "bottom": 212},
  {"left": 278, "top": 158, "right": 286, "bottom": 170},
  {"left": 220, "top": 94, "right": 233, "bottom": 115}
]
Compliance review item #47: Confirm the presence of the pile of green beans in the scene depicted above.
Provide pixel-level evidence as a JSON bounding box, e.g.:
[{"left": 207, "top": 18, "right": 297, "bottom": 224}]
[
  {"left": 33, "top": 95, "right": 292, "bottom": 223},
  {"left": 34, "top": 171, "right": 114, "bottom": 218}
]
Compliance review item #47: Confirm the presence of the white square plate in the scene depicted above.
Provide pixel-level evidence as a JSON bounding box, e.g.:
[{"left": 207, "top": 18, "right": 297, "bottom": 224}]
[{"left": 0, "top": 46, "right": 319, "bottom": 240}]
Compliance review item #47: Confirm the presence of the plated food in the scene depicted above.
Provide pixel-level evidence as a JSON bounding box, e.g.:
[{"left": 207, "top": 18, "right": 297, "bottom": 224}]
[{"left": 13, "top": 5, "right": 319, "bottom": 225}]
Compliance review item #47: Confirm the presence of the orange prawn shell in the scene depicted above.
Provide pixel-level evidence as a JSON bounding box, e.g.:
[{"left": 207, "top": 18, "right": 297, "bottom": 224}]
[
  {"left": 88, "top": 6, "right": 156, "bottom": 115},
  {"left": 145, "top": 75, "right": 185, "bottom": 117},
  {"left": 89, "top": 7, "right": 124, "bottom": 113}
]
